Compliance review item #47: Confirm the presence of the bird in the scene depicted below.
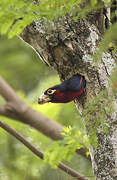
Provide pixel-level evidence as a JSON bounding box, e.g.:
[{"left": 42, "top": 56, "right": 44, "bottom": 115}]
[{"left": 38, "top": 74, "right": 86, "bottom": 104}]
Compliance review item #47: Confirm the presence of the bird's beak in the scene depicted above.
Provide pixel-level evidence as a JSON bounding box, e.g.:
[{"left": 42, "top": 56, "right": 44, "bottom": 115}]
[{"left": 38, "top": 94, "right": 51, "bottom": 104}]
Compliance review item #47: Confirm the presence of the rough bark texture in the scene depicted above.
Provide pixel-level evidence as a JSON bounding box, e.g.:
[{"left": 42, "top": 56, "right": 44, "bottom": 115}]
[{"left": 20, "top": 9, "right": 117, "bottom": 180}]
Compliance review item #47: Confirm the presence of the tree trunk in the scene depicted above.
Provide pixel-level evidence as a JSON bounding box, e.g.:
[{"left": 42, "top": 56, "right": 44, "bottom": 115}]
[{"left": 20, "top": 9, "right": 117, "bottom": 180}]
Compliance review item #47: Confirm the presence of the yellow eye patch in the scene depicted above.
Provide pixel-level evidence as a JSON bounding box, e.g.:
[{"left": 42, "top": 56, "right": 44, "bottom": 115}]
[{"left": 47, "top": 89, "right": 56, "bottom": 95}]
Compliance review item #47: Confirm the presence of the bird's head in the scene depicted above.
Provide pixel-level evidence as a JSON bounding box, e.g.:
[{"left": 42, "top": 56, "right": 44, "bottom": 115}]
[
  {"left": 38, "top": 74, "right": 86, "bottom": 104},
  {"left": 38, "top": 85, "right": 67, "bottom": 104}
]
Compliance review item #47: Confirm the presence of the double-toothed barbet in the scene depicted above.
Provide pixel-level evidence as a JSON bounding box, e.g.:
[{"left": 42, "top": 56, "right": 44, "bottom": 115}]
[{"left": 38, "top": 74, "right": 86, "bottom": 104}]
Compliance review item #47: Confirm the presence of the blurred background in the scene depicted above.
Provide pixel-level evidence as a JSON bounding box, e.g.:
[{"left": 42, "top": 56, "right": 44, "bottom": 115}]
[{"left": 0, "top": 35, "right": 93, "bottom": 180}]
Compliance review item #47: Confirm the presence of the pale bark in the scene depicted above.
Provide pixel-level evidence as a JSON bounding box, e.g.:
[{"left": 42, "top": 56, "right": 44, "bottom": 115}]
[{"left": 20, "top": 9, "right": 117, "bottom": 180}]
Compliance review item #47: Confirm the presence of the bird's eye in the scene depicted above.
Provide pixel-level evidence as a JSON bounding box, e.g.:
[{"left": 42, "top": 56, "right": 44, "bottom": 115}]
[{"left": 47, "top": 89, "right": 56, "bottom": 95}]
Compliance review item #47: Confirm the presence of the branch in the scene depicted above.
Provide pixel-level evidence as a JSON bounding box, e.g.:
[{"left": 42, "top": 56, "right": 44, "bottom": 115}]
[
  {"left": 0, "top": 76, "right": 89, "bottom": 159},
  {"left": 0, "top": 119, "right": 90, "bottom": 180},
  {"left": 0, "top": 76, "right": 63, "bottom": 140}
]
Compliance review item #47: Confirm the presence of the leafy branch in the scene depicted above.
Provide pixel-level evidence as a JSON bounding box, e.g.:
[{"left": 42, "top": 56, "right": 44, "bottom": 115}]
[
  {"left": 44, "top": 126, "right": 90, "bottom": 168},
  {"left": 0, "top": 119, "right": 90, "bottom": 180},
  {"left": 0, "top": 0, "right": 115, "bottom": 38}
]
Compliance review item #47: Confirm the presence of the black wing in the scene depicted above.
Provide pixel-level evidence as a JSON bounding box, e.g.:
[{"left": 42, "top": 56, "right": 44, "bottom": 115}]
[
  {"left": 49, "top": 74, "right": 86, "bottom": 92},
  {"left": 62, "top": 74, "right": 86, "bottom": 92}
]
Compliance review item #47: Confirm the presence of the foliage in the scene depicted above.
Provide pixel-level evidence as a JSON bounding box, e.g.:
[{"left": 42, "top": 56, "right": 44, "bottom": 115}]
[
  {"left": 0, "top": 0, "right": 113, "bottom": 38},
  {"left": 0, "top": 0, "right": 83, "bottom": 38},
  {"left": 44, "top": 126, "right": 90, "bottom": 168}
]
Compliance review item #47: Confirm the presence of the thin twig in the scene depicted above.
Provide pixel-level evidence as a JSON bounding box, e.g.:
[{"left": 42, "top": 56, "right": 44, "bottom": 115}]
[{"left": 0, "top": 119, "right": 90, "bottom": 180}]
